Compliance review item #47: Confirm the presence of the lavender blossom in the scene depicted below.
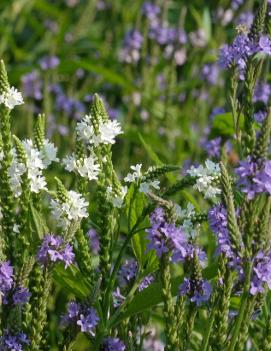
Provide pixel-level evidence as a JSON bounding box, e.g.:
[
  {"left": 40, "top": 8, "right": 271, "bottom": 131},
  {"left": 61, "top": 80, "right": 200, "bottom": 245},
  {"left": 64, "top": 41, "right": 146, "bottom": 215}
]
[
  {"left": 87, "top": 228, "right": 100, "bottom": 254},
  {"left": 254, "top": 110, "right": 267, "bottom": 123},
  {"left": 13, "top": 287, "right": 31, "bottom": 305},
  {"left": 21, "top": 71, "right": 43, "bottom": 100},
  {"left": 102, "top": 337, "right": 126, "bottom": 351},
  {"left": 142, "top": 2, "right": 160, "bottom": 22},
  {"left": 236, "top": 11, "right": 254, "bottom": 28},
  {"left": 235, "top": 157, "right": 262, "bottom": 199},
  {"left": 77, "top": 307, "right": 99, "bottom": 335},
  {"left": 118, "top": 259, "right": 138, "bottom": 287},
  {"left": 250, "top": 252, "right": 271, "bottom": 295},
  {"left": 179, "top": 277, "right": 212, "bottom": 306},
  {"left": 0, "top": 261, "right": 13, "bottom": 296},
  {"left": 253, "top": 82, "right": 271, "bottom": 104},
  {"left": 201, "top": 137, "right": 222, "bottom": 158},
  {"left": 0, "top": 332, "right": 30, "bottom": 351},
  {"left": 37, "top": 234, "right": 75, "bottom": 268},
  {"left": 146, "top": 208, "right": 188, "bottom": 261},
  {"left": 39, "top": 55, "right": 60, "bottom": 70},
  {"left": 112, "top": 287, "right": 125, "bottom": 307},
  {"left": 200, "top": 63, "right": 219, "bottom": 85},
  {"left": 138, "top": 275, "right": 154, "bottom": 291},
  {"left": 120, "top": 30, "right": 143, "bottom": 64}
]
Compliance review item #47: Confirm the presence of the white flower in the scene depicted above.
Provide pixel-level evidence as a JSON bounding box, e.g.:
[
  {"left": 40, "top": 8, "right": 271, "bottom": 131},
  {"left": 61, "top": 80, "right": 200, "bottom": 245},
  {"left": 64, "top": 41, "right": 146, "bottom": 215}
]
[
  {"left": 41, "top": 140, "right": 59, "bottom": 167},
  {"left": 124, "top": 164, "right": 142, "bottom": 183},
  {"left": 187, "top": 160, "right": 221, "bottom": 200},
  {"left": 22, "top": 139, "right": 47, "bottom": 193},
  {"left": 99, "top": 120, "right": 123, "bottom": 144},
  {"left": 139, "top": 180, "right": 160, "bottom": 194},
  {"left": 13, "top": 224, "right": 20, "bottom": 233},
  {"left": 76, "top": 115, "right": 98, "bottom": 144},
  {"left": 106, "top": 185, "right": 127, "bottom": 208},
  {"left": 50, "top": 190, "right": 89, "bottom": 229},
  {"left": 0, "top": 86, "right": 24, "bottom": 109},
  {"left": 63, "top": 154, "right": 77, "bottom": 172},
  {"left": 76, "top": 156, "right": 100, "bottom": 180},
  {"left": 8, "top": 157, "right": 26, "bottom": 197}
]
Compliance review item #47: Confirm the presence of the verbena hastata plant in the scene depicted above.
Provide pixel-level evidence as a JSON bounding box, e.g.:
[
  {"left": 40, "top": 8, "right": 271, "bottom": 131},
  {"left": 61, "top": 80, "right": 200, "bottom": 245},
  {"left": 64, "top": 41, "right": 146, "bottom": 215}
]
[{"left": 1, "top": 3, "right": 271, "bottom": 351}]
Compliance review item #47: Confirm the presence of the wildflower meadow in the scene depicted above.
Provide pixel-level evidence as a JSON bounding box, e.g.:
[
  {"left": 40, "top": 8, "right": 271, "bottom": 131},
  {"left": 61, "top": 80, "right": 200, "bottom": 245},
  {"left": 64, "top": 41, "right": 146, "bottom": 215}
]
[{"left": 1, "top": 0, "right": 271, "bottom": 350}]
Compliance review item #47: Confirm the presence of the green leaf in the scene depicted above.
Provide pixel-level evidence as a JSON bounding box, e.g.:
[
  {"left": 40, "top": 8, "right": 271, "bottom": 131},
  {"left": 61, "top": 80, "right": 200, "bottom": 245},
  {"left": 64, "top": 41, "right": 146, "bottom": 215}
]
[
  {"left": 53, "top": 264, "right": 91, "bottom": 299},
  {"left": 29, "top": 202, "right": 48, "bottom": 241},
  {"left": 211, "top": 112, "right": 244, "bottom": 137}
]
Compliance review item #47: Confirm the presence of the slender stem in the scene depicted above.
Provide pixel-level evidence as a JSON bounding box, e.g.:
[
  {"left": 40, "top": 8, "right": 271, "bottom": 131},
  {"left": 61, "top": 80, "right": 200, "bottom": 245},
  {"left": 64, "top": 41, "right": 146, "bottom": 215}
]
[{"left": 228, "top": 262, "right": 252, "bottom": 351}]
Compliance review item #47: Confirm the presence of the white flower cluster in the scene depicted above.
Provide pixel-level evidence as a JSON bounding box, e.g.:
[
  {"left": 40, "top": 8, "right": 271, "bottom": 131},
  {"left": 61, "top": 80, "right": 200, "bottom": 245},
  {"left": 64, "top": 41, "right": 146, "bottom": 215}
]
[
  {"left": 8, "top": 139, "right": 58, "bottom": 197},
  {"left": 63, "top": 154, "right": 100, "bottom": 181},
  {"left": 106, "top": 185, "right": 128, "bottom": 208},
  {"left": 0, "top": 86, "right": 24, "bottom": 109},
  {"left": 124, "top": 164, "right": 161, "bottom": 194},
  {"left": 50, "top": 190, "right": 89, "bottom": 229},
  {"left": 187, "top": 160, "right": 221, "bottom": 200},
  {"left": 76, "top": 114, "right": 123, "bottom": 145},
  {"left": 175, "top": 203, "right": 197, "bottom": 237}
]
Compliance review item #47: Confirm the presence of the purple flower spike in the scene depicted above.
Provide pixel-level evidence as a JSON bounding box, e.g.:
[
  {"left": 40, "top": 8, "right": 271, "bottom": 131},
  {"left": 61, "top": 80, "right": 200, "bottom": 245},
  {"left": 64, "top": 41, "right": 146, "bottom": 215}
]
[
  {"left": 13, "top": 287, "right": 31, "bottom": 305},
  {"left": 0, "top": 261, "right": 13, "bottom": 295},
  {"left": 39, "top": 55, "right": 60, "bottom": 70},
  {"left": 76, "top": 308, "right": 99, "bottom": 335},
  {"left": 102, "top": 337, "right": 126, "bottom": 351},
  {"left": 37, "top": 234, "right": 75, "bottom": 268}
]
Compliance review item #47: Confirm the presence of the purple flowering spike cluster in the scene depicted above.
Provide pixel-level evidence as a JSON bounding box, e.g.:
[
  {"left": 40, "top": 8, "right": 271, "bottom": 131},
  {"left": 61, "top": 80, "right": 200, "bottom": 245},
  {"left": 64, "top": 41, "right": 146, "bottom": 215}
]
[
  {"left": 119, "top": 30, "right": 143, "bottom": 64},
  {"left": 39, "top": 55, "right": 60, "bottom": 70},
  {"left": 102, "top": 337, "right": 126, "bottom": 351},
  {"left": 253, "top": 82, "right": 271, "bottom": 104},
  {"left": 118, "top": 259, "right": 138, "bottom": 287},
  {"left": 87, "top": 228, "right": 100, "bottom": 254},
  {"left": 0, "top": 332, "right": 30, "bottom": 351},
  {"left": 179, "top": 277, "right": 212, "bottom": 306},
  {"left": 37, "top": 234, "right": 75, "bottom": 268},
  {"left": 12, "top": 287, "right": 31, "bottom": 305},
  {"left": 21, "top": 71, "right": 43, "bottom": 100},
  {"left": 218, "top": 33, "right": 271, "bottom": 79},
  {"left": 250, "top": 252, "right": 271, "bottom": 295},
  {"left": 138, "top": 275, "right": 154, "bottom": 291},
  {"left": 0, "top": 261, "right": 13, "bottom": 297},
  {"left": 61, "top": 302, "right": 99, "bottom": 336},
  {"left": 235, "top": 158, "right": 271, "bottom": 199},
  {"left": 147, "top": 207, "right": 189, "bottom": 261},
  {"left": 200, "top": 63, "right": 220, "bottom": 85},
  {"left": 200, "top": 135, "right": 222, "bottom": 159}
]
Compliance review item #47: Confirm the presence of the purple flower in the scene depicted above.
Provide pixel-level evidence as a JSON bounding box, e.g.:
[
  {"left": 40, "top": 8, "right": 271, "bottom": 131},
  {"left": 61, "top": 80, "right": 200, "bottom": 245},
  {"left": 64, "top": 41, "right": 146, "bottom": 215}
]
[
  {"left": 112, "top": 287, "right": 125, "bottom": 308},
  {"left": 179, "top": 277, "right": 212, "bottom": 306},
  {"left": 142, "top": 2, "right": 160, "bottom": 21},
  {"left": 0, "top": 261, "right": 13, "bottom": 295},
  {"left": 0, "top": 332, "right": 30, "bottom": 351},
  {"left": 208, "top": 204, "right": 234, "bottom": 258},
  {"left": 250, "top": 252, "right": 271, "bottom": 295},
  {"left": 200, "top": 63, "right": 219, "bottom": 85},
  {"left": 146, "top": 208, "right": 188, "bottom": 261},
  {"left": 254, "top": 160, "right": 271, "bottom": 195},
  {"left": 254, "top": 110, "right": 267, "bottom": 123},
  {"left": 76, "top": 308, "right": 99, "bottom": 335},
  {"left": 138, "top": 275, "right": 154, "bottom": 291},
  {"left": 258, "top": 35, "right": 271, "bottom": 55},
  {"left": 61, "top": 301, "right": 81, "bottom": 326},
  {"left": 253, "top": 82, "right": 271, "bottom": 104},
  {"left": 210, "top": 107, "right": 225, "bottom": 120},
  {"left": 37, "top": 235, "right": 75, "bottom": 268},
  {"left": 21, "top": 71, "right": 43, "bottom": 100},
  {"left": 119, "top": 30, "right": 143, "bottom": 63},
  {"left": 201, "top": 137, "right": 222, "bottom": 158},
  {"left": 236, "top": 11, "right": 254, "bottom": 29},
  {"left": 232, "top": 0, "right": 244, "bottom": 10},
  {"left": 235, "top": 157, "right": 262, "bottom": 199},
  {"left": 102, "top": 337, "right": 126, "bottom": 351},
  {"left": 39, "top": 55, "right": 60, "bottom": 70},
  {"left": 87, "top": 228, "right": 100, "bottom": 254},
  {"left": 118, "top": 259, "right": 138, "bottom": 287},
  {"left": 13, "top": 287, "right": 31, "bottom": 305}
]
